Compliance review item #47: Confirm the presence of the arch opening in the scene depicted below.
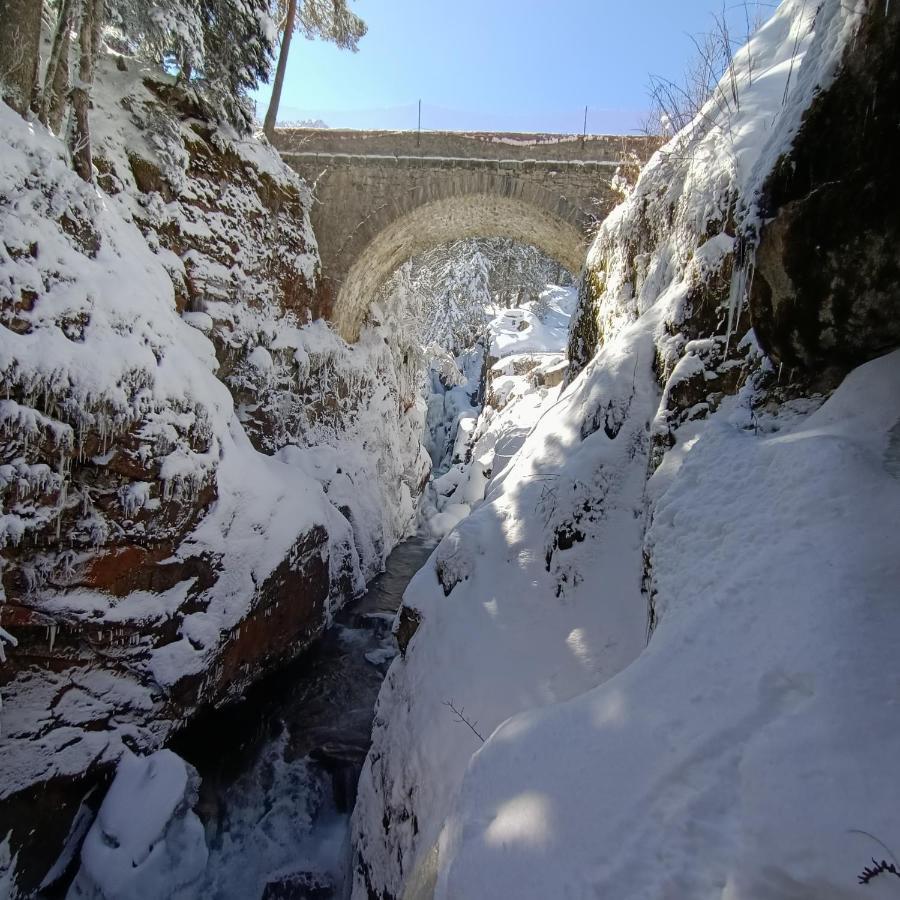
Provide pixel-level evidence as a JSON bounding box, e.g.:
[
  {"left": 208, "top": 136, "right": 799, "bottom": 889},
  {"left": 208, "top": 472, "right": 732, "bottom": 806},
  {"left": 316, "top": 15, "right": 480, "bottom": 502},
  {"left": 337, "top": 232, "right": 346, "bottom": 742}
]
[{"left": 329, "top": 193, "right": 589, "bottom": 342}]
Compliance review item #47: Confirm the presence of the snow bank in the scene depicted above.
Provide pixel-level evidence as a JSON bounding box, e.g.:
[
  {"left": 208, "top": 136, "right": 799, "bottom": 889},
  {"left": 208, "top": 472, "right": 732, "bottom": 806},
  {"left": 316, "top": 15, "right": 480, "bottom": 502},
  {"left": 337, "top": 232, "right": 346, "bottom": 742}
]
[
  {"left": 353, "top": 303, "right": 660, "bottom": 898},
  {"left": 436, "top": 349, "right": 900, "bottom": 899}
]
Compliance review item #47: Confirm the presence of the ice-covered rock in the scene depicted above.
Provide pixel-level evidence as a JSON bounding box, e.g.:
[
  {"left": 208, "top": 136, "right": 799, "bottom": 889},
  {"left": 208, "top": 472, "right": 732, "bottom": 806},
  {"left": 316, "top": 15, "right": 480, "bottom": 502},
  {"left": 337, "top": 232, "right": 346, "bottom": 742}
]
[{"left": 67, "top": 751, "right": 207, "bottom": 900}]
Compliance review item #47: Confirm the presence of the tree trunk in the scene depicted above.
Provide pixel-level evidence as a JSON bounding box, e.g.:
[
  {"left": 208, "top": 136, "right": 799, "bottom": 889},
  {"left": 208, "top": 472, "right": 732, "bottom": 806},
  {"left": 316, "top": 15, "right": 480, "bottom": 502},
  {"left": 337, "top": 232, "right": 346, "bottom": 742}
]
[
  {"left": 47, "top": 27, "right": 70, "bottom": 134},
  {"left": 40, "top": 0, "right": 75, "bottom": 128},
  {"left": 0, "top": 0, "right": 43, "bottom": 116},
  {"left": 89, "top": 0, "right": 102, "bottom": 65},
  {"left": 263, "top": 0, "right": 297, "bottom": 141},
  {"left": 69, "top": 0, "right": 94, "bottom": 182}
]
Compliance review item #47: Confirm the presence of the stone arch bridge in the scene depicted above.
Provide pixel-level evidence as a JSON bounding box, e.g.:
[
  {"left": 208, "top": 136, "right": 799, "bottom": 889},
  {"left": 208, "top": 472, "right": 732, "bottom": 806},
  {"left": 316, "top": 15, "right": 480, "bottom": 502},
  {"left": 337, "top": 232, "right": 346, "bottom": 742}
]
[{"left": 273, "top": 129, "right": 659, "bottom": 341}]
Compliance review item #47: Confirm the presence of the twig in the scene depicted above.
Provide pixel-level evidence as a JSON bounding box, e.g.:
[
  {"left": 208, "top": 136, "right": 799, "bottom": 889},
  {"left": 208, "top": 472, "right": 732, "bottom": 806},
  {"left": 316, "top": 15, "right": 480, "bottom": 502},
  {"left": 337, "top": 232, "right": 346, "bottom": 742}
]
[{"left": 444, "top": 699, "right": 485, "bottom": 743}]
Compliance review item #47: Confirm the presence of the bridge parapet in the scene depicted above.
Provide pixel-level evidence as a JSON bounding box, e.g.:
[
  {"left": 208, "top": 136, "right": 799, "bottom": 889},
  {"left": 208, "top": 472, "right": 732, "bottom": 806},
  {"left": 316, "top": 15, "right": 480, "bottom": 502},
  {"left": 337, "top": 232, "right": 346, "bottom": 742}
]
[
  {"left": 279, "top": 151, "right": 625, "bottom": 174},
  {"left": 274, "top": 128, "right": 656, "bottom": 162}
]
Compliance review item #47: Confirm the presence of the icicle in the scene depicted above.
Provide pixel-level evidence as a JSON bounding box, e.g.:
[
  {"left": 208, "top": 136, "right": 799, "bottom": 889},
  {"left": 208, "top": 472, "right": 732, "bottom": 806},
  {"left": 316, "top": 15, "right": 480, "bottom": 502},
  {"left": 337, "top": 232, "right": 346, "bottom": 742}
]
[{"left": 54, "top": 499, "right": 63, "bottom": 541}]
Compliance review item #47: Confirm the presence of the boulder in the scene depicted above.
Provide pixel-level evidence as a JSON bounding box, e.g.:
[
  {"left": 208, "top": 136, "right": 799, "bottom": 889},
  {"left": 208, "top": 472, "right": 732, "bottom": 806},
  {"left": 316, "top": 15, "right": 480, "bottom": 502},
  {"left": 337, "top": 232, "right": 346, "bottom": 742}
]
[{"left": 67, "top": 750, "right": 207, "bottom": 900}]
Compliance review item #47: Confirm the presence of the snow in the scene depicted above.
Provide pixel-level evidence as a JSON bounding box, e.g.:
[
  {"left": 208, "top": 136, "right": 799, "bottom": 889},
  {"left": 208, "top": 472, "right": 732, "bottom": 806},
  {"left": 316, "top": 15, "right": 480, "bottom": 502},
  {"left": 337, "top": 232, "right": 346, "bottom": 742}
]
[
  {"left": 434, "top": 349, "right": 900, "bottom": 900},
  {"left": 352, "top": 2, "right": 887, "bottom": 897},
  {"left": 144, "top": 418, "right": 355, "bottom": 688},
  {"left": 486, "top": 285, "right": 577, "bottom": 358},
  {"left": 0, "top": 96, "right": 358, "bottom": 690},
  {"left": 419, "top": 286, "right": 577, "bottom": 539},
  {"left": 68, "top": 750, "right": 207, "bottom": 900}
]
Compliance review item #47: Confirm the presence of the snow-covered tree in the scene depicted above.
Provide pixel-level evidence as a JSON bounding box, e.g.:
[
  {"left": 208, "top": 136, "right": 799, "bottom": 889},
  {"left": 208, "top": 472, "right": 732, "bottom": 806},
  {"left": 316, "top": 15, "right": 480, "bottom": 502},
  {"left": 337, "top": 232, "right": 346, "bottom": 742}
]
[
  {"left": 110, "top": 0, "right": 277, "bottom": 130},
  {"left": 385, "top": 239, "right": 573, "bottom": 356},
  {"left": 107, "top": 0, "right": 207, "bottom": 83},
  {"left": 417, "top": 241, "right": 494, "bottom": 355},
  {"left": 0, "top": 0, "right": 43, "bottom": 115},
  {"left": 483, "top": 237, "right": 572, "bottom": 309},
  {"left": 263, "top": 0, "right": 365, "bottom": 139},
  {"left": 199, "top": 0, "right": 276, "bottom": 129}
]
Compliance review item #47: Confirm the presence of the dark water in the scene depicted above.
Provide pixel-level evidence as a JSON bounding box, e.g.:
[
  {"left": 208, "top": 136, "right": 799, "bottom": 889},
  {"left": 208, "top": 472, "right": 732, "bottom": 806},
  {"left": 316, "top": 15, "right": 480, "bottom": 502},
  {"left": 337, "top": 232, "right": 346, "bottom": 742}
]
[{"left": 170, "top": 535, "right": 436, "bottom": 900}]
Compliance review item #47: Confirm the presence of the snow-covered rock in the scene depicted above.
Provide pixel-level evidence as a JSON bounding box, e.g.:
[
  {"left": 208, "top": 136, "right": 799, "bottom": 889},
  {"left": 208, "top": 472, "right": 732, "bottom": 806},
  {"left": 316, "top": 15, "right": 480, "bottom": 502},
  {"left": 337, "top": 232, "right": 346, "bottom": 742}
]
[
  {"left": 0, "top": 55, "right": 428, "bottom": 894},
  {"left": 67, "top": 750, "right": 207, "bottom": 900}
]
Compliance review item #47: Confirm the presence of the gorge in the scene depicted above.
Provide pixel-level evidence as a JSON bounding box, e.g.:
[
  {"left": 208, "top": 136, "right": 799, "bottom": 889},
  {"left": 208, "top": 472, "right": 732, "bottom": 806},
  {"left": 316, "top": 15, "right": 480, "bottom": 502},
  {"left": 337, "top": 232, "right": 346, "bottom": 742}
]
[{"left": 1, "top": 0, "right": 899, "bottom": 898}]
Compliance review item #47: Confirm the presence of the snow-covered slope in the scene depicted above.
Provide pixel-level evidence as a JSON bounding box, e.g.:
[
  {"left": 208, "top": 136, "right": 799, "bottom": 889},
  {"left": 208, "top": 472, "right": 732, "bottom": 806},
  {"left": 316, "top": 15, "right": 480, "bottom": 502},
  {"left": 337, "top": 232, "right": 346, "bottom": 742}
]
[
  {"left": 353, "top": 282, "right": 660, "bottom": 900},
  {"left": 351, "top": 2, "right": 899, "bottom": 897},
  {"left": 421, "top": 286, "right": 577, "bottom": 538},
  {"left": 435, "top": 347, "right": 900, "bottom": 899}
]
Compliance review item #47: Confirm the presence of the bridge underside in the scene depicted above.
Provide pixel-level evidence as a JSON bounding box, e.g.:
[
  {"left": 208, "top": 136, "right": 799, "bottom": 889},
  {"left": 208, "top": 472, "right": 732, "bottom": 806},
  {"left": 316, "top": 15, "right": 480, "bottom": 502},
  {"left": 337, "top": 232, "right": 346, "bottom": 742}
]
[{"left": 334, "top": 193, "right": 587, "bottom": 341}]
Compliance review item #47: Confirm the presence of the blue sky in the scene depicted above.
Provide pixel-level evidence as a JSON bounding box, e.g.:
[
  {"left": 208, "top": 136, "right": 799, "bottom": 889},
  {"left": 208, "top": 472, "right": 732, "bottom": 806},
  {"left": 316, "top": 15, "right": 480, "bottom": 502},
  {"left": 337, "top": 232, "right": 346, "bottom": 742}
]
[{"left": 255, "top": 0, "right": 774, "bottom": 133}]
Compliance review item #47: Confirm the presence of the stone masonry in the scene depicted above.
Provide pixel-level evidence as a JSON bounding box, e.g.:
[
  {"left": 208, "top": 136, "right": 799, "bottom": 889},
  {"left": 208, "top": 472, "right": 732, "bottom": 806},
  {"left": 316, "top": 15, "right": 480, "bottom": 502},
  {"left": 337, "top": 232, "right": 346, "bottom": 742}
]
[{"left": 273, "top": 129, "right": 660, "bottom": 340}]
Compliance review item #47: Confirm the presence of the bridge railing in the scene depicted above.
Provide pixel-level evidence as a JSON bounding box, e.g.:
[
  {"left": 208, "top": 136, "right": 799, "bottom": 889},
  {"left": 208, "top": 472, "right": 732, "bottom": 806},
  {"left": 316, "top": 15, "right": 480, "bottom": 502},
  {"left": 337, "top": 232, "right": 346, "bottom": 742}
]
[{"left": 258, "top": 101, "right": 649, "bottom": 136}]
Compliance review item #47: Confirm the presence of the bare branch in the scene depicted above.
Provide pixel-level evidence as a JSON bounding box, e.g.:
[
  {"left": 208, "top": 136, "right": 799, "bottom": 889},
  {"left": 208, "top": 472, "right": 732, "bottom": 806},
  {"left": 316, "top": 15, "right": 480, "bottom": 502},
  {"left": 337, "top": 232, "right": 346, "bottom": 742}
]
[{"left": 443, "top": 699, "right": 485, "bottom": 743}]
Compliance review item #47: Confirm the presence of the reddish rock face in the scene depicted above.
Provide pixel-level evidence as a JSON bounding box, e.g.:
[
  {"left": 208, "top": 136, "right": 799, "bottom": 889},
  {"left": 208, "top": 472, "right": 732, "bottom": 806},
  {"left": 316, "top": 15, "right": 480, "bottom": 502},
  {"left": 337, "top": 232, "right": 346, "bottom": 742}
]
[
  {"left": 0, "top": 73, "right": 338, "bottom": 895},
  {"left": 84, "top": 545, "right": 183, "bottom": 597},
  {"left": 1, "top": 521, "right": 336, "bottom": 896},
  {"left": 165, "top": 525, "right": 333, "bottom": 714}
]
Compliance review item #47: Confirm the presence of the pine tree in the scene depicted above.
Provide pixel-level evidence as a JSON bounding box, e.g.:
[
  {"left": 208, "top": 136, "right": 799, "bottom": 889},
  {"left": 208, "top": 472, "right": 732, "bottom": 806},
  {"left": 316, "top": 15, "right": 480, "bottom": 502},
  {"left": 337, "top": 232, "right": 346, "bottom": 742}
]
[
  {"left": 263, "top": 0, "right": 365, "bottom": 140},
  {"left": 198, "top": 0, "right": 276, "bottom": 130},
  {"left": 107, "top": 0, "right": 205, "bottom": 80},
  {"left": 106, "top": 0, "right": 276, "bottom": 131}
]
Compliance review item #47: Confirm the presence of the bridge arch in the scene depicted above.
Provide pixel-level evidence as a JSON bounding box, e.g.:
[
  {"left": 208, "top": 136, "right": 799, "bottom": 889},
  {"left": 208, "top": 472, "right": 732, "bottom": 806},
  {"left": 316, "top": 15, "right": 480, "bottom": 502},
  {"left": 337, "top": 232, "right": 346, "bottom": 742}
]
[{"left": 331, "top": 174, "right": 589, "bottom": 340}]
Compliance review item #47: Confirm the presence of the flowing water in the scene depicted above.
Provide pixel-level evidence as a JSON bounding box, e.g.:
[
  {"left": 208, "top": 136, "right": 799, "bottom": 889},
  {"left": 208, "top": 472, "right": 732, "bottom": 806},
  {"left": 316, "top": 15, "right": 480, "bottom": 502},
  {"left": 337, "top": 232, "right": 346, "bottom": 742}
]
[{"left": 171, "top": 535, "right": 437, "bottom": 900}]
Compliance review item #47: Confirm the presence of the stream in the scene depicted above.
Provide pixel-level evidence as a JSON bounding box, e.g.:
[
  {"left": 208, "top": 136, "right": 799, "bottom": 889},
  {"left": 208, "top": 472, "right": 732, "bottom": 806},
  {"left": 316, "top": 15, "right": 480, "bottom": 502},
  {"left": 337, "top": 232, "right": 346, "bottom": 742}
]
[{"left": 170, "top": 535, "right": 437, "bottom": 900}]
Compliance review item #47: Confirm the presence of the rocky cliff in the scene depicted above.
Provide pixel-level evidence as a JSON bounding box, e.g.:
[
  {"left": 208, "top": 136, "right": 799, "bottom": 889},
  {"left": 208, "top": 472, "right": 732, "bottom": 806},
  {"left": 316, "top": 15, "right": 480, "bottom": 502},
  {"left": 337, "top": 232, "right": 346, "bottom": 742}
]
[{"left": 0, "top": 57, "right": 427, "bottom": 895}]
